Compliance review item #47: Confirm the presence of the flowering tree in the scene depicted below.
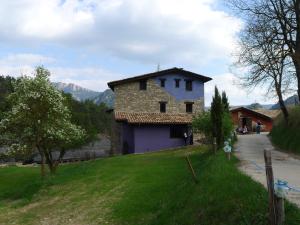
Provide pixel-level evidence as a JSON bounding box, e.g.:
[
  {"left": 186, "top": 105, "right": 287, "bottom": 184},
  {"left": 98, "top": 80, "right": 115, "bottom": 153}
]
[{"left": 0, "top": 67, "right": 85, "bottom": 175}]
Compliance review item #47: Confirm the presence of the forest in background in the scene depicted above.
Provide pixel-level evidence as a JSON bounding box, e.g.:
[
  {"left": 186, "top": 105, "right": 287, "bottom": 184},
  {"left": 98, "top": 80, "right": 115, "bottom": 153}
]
[{"left": 0, "top": 75, "right": 112, "bottom": 145}]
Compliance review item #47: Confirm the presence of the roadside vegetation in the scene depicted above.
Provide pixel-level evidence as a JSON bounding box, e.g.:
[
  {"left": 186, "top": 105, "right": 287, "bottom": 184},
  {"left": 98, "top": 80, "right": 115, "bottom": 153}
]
[
  {"left": 193, "top": 87, "right": 233, "bottom": 147},
  {"left": 1, "top": 147, "right": 299, "bottom": 225},
  {"left": 270, "top": 106, "right": 300, "bottom": 155}
]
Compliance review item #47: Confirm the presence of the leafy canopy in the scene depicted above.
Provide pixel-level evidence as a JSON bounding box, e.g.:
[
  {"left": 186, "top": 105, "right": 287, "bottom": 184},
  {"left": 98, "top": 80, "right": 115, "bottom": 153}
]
[{"left": 0, "top": 66, "right": 85, "bottom": 173}]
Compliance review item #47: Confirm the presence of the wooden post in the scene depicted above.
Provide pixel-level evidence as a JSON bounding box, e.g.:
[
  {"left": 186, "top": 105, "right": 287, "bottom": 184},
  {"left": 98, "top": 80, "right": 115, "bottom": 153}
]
[
  {"left": 264, "top": 149, "right": 277, "bottom": 225},
  {"left": 185, "top": 155, "right": 197, "bottom": 183},
  {"left": 276, "top": 196, "right": 285, "bottom": 225},
  {"left": 213, "top": 137, "right": 217, "bottom": 154},
  {"left": 227, "top": 152, "right": 231, "bottom": 161}
]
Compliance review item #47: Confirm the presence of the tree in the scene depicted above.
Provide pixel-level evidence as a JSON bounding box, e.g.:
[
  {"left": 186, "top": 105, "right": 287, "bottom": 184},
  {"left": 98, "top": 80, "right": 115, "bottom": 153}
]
[
  {"left": 193, "top": 88, "right": 233, "bottom": 149},
  {"left": 228, "top": 0, "right": 300, "bottom": 103},
  {"left": 221, "top": 91, "right": 230, "bottom": 112},
  {"left": 211, "top": 86, "right": 224, "bottom": 148},
  {"left": 228, "top": 0, "right": 295, "bottom": 122},
  {"left": 0, "top": 67, "right": 85, "bottom": 175},
  {"left": 0, "top": 76, "right": 16, "bottom": 120},
  {"left": 192, "top": 111, "right": 212, "bottom": 141}
]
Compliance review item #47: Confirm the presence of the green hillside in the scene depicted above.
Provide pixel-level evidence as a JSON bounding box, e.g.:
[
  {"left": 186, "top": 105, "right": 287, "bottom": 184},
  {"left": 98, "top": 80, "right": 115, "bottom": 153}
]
[
  {"left": 0, "top": 147, "right": 299, "bottom": 225},
  {"left": 270, "top": 106, "right": 300, "bottom": 155}
]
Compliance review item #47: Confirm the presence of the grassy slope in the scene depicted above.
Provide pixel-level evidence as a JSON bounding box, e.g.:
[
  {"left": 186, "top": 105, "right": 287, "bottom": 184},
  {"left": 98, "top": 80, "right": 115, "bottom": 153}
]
[
  {"left": 270, "top": 106, "right": 300, "bottom": 154},
  {"left": 0, "top": 147, "right": 299, "bottom": 225}
]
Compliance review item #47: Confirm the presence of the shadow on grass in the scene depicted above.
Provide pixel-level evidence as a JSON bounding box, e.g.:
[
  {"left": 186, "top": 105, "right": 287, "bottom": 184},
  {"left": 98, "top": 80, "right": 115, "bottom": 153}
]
[{"left": 0, "top": 166, "right": 43, "bottom": 203}]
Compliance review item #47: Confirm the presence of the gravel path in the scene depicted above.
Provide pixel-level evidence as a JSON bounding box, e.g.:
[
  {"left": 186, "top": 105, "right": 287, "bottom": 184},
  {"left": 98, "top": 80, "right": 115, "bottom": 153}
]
[{"left": 234, "top": 133, "right": 300, "bottom": 207}]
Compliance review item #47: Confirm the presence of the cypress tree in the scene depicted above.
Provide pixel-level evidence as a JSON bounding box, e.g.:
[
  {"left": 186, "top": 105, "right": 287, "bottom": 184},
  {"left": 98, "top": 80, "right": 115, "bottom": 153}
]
[
  {"left": 221, "top": 91, "right": 230, "bottom": 113},
  {"left": 211, "top": 86, "right": 223, "bottom": 148}
]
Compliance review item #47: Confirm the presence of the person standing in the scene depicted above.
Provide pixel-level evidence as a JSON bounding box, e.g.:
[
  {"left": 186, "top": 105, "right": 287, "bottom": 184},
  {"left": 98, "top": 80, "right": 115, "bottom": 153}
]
[
  {"left": 256, "top": 121, "right": 261, "bottom": 134},
  {"left": 183, "top": 132, "right": 188, "bottom": 145}
]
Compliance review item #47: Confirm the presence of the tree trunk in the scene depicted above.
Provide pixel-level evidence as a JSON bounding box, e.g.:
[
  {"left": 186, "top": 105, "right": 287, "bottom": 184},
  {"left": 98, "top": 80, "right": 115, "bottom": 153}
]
[
  {"left": 293, "top": 0, "right": 300, "bottom": 102},
  {"left": 40, "top": 152, "right": 45, "bottom": 177},
  {"left": 276, "top": 86, "right": 289, "bottom": 123},
  {"left": 294, "top": 58, "right": 300, "bottom": 102},
  {"left": 44, "top": 151, "right": 56, "bottom": 175},
  {"left": 37, "top": 145, "right": 45, "bottom": 177}
]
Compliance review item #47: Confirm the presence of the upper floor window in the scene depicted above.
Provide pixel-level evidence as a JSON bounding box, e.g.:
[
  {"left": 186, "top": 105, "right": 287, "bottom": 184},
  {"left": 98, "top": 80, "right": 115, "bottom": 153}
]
[
  {"left": 139, "top": 80, "right": 147, "bottom": 90},
  {"left": 185, "top": 102, "right": 194, "bottom": 113},
  {"left": 159, "top": 101, "right": 167, "bottom": 113},
  {"left": 160, "top": 79, "right": 166, "bottom": 87},
  {"left": 175, "top": 79, "right": 180, "bottom": 88},
  {"left": 185, "top": 80, "right": 193, "bottom": 91}
]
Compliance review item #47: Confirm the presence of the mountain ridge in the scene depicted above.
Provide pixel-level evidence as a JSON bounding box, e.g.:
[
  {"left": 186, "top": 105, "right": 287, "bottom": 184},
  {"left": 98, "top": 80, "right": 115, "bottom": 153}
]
[{"left": 52, "top": 82, "right": 114, "bottom": 107}]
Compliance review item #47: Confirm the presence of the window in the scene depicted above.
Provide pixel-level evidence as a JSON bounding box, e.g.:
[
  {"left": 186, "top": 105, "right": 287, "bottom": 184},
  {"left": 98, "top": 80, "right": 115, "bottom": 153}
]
[
  {"left": 170, "top": 125, "right": 185, "bottom": 138},
  {"left": 160, "top": 79, "right": 166, "bottom": 87},
  {"left": 159, "top": 101, "right": 167, "bottom": 113},
  {"left": 139, "top": 80, "right": 147, "bottom": 90},
  {"left": 185, "top": 80, "right": 193, "bottom": 91},
  {"left": 175, "top": 79, "right": 180, "bottom": 88},
  {"left": 185, "top": 102, "right": 193, "bottom": 113}
]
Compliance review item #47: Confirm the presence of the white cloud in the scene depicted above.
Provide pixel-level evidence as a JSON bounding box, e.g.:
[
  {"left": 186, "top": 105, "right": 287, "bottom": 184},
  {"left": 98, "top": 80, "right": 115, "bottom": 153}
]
[
  {"left": 0, "top": 53, "right": 55, "bottom": 76},
  {"left": 50, "top": 67, "right": 118, "bottom": 91},
  {"left": 0, "top": 0, "right": 241, "bottom": 65},
  {"left": 205, "top": 73, "right": 277, "bottom": 106},
  {"left": 0, "top": 53, "right": 116, "bottom": 91},
  {"left": 0, "top": 53, "right": 279, "bottom": 105}
]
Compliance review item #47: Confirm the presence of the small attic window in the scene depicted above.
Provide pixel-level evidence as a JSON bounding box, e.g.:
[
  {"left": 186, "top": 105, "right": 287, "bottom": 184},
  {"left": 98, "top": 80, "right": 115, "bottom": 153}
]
[
  {"left": 160, "top": 79, "right": 166, "bottom": 87},
  {"left": 175, "top": 79, "right": 180, "bottom": 88},
  {"left": 139, "top": 80, "right": 147, "bottom": 90},
  {"left": 185, "top": 80, "right": 193, "bottom": 91}
]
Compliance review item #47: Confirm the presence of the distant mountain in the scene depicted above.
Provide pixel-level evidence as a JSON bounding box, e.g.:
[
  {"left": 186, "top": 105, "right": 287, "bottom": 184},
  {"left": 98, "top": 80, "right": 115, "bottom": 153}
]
[
  {"left": 246, "top": 103, "right": 274, "bottom": 110},
  {"left": 52, "top": 82, "right": 115, "bottom": 107},
  {"left": 53, "top": 82, "right": 100, "bottom": 101},
  {"left": 206, "top": 103, "right": 273, "bottom": 111},
  {"left": 93, "top": 89, "right": 114, "bottom": 108},
  {"left": 247, "top": 103, "right": 263, "bottom": 110},
  {"left": 271, "top": 94, "right": 299, "bottom": 109}
]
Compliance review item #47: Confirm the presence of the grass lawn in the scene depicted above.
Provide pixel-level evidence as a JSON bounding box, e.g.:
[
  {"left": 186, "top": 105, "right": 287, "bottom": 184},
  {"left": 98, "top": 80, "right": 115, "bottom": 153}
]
[{"left": 0, "top": 146, "right": 300, "bottom": 225}]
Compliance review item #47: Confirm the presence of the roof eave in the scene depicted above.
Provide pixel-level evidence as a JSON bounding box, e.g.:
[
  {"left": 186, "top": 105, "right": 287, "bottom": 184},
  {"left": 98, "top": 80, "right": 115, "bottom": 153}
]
[{"left": 107, "top": 67, "right": 212, "bottom": 90}]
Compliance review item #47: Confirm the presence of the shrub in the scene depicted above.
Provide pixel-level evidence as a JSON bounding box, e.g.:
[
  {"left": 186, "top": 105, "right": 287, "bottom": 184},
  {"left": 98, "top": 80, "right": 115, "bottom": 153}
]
[{"left": 270, "top": 106, "right": 300, "bottom": 154}]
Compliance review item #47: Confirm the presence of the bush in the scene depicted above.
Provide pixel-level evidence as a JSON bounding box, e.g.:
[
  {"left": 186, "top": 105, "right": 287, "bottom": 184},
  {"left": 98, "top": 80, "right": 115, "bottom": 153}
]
[
  {"left": 193, "top": 111, "right": 233, "bottom": 144},
  {"left": 223, "top": 112, "right": 234, "bottom": 140},
  {"left": 270, "top": 106, "right": 300, "bottom": 154},
  {"left": 192, "top": 111, "right": 212, "bottom": 141}
]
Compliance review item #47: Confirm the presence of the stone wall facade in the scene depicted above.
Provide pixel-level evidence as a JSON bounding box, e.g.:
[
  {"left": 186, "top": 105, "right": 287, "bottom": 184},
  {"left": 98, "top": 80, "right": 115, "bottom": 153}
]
[{"left": 114, "top": 78, "right": 204, "bottom": 114}]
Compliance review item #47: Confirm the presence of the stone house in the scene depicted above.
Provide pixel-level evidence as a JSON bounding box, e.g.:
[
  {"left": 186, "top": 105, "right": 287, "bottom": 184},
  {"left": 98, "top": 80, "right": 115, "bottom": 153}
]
[{"left": 107, "top": 67, "right": 212, "bottom": 154}]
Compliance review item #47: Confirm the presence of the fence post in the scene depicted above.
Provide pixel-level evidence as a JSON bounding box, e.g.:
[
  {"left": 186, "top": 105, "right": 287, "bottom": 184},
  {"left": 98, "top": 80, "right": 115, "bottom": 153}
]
[
  {"left": 185, "top": 155, "right": 197, "bottom": 183},
  {"left": 264, "top": 149, "right": 277, "bottom": 225},
  {"left": 213, "top": 137, "right": 217, "bottom": 154},
  {"left": 276, "top": 195, "right": 285, "bottom": 225},
  {"left": 227, "top": 152, "right": 231, "bottom": 161}
]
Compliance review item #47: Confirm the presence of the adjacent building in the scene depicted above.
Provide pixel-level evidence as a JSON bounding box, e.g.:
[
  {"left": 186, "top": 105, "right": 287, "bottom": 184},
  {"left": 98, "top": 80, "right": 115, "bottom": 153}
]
[
  {"left": 230, "top": 107, "right": 280, "bottom": 132},
  {"left": 108, "top": 67, "right": 212, "bottom": 154}
]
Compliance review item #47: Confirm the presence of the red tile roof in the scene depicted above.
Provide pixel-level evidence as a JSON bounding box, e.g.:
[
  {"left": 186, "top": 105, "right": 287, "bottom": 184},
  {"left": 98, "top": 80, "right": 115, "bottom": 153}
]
[{"left": 114, "top": 111, "right": 193, "bottom": 124}]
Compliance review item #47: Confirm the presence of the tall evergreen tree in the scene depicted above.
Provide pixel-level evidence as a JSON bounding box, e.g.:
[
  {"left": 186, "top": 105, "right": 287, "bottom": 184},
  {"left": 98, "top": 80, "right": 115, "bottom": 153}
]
[
  {"left": 211, "top": 86, "right": 223, "bottom": 148},
  {"left": 221, "top": 91, "right": 230, "bottom": 113}
]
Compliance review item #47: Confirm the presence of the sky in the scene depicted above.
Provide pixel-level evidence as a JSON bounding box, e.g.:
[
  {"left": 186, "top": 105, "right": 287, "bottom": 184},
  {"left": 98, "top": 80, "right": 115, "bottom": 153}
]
[{"left": 0, "top": 0, "right": 277, "bottom": 106}]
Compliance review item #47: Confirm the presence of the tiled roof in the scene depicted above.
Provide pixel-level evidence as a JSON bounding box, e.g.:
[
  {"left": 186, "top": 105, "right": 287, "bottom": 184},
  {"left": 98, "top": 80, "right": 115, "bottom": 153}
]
[
  {"left": 114, "top": 111, "right": 193, "bottom": 124},
  {"left": 254, "top": 109, "right": 281, "bottom": 119},
  {"left": 108, "top": 67, "right": 212, "bottom": 90},
  {"left": 230, "top": 107, "right": 280, "bottom": 120}
]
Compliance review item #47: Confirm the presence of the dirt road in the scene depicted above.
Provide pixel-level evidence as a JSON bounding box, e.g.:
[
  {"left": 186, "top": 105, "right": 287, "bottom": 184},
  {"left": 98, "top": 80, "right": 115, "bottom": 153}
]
[{"left": 235, "top": 133, "right": 300, "bottom": 207}]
